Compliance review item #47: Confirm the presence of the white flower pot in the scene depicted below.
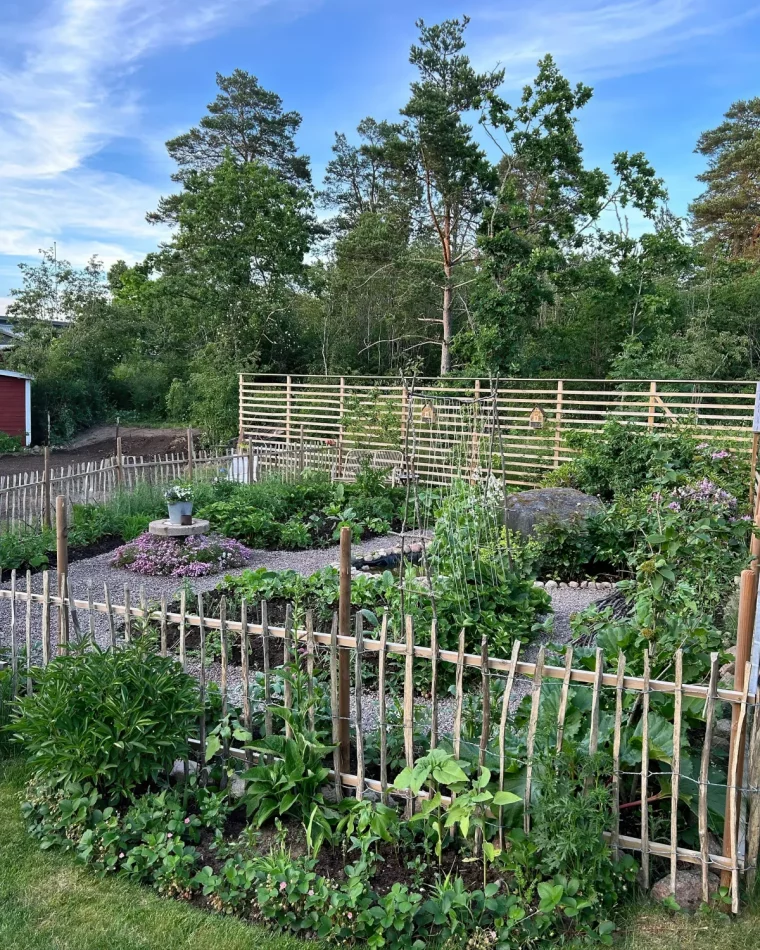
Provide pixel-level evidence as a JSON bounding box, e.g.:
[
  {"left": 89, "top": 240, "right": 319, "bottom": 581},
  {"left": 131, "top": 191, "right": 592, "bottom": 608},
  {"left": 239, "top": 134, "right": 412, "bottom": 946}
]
[{"left": 168, "top": 501, "right": 193, "bottom": 525}]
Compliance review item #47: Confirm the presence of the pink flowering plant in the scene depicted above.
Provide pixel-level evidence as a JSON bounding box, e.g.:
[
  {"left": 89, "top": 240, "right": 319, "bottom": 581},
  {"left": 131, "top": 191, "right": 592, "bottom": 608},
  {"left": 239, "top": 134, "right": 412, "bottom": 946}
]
[{"left": 110, "top": 532, "right": 251, "bottom": 576}]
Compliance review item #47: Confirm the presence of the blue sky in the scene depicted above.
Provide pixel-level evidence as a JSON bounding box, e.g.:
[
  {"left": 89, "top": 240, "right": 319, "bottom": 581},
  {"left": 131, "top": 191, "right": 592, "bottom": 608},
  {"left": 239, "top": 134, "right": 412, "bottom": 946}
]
[{"left": 0, "top": 0, "right": 758, "bottom": 309}]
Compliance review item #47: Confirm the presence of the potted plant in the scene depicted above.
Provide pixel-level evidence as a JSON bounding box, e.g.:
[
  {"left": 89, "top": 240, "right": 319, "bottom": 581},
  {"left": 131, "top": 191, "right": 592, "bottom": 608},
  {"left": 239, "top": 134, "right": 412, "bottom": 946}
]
[{"left": 164, "top": 484, "right": 194, "bottom": 525}]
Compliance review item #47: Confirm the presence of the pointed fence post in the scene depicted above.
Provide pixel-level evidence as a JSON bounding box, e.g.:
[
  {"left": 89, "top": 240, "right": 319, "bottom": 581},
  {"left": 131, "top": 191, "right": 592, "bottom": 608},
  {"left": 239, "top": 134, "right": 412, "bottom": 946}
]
[{"left": 338, "top": 525, "right": 352, "bottom": 772}]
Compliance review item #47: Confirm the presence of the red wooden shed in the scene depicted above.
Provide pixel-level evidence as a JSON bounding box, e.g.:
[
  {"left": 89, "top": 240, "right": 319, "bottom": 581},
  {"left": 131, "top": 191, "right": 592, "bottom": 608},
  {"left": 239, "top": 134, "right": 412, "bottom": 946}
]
[{"left": 0, "top": 370, "right": 32, "bottom": 446}]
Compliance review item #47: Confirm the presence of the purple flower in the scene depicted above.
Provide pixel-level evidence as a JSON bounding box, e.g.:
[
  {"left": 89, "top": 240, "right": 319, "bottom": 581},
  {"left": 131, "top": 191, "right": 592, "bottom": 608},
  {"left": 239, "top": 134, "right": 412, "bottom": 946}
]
[
  {"left": 279, "top": 881, "right": 287, "bottom": 891},
  {"left": 167, "top": 832, "right": 173, "bottom": 839},
  {"left": 711, "top": 449, "right": 730, "bottom": 460},
  {"left": 696, "top": 442, "right": 709, "bottom": 450},
  {"left": 184, "top": 817, "right": 191, "bottom": 824},
  {"left": 109, "top": 533, "right": 251, "bottom": 577},
  {"left": 668, "top": 501, "right": 681, "bottom": 511}
]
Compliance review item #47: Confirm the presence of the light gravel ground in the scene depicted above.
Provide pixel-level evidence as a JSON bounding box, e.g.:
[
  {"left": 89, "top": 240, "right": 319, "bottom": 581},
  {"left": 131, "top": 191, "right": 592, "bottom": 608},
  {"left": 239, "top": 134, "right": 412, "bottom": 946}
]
[{"left": 0, "top": 540, "right": 608, "bottom": 736}]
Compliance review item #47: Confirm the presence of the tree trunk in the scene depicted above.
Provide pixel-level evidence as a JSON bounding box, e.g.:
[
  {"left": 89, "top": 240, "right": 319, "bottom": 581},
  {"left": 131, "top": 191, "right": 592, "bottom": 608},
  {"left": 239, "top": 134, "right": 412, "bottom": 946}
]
[{"left": 441, "top": 270, "right": 452, "bottom": 375}]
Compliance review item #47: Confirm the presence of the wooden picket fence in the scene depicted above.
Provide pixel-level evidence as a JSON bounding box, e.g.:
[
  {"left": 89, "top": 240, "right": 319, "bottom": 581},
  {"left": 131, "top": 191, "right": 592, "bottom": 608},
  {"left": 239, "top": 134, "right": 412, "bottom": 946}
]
[
  {"left": 1, "top": 575, "right": 759, "bottom": 910},
  {"left": 0, "top": 448, "right": 237, "bottom": 531},
  {"left": 240, "top": 375, "right": 760, "bottom": 489}
]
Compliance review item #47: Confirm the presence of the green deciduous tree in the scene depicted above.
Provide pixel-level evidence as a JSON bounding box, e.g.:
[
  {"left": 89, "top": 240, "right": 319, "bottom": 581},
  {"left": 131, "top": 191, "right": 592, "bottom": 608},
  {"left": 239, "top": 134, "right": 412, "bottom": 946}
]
[{"left": 463, "top": 55, "right": 666, "bottom": 376}]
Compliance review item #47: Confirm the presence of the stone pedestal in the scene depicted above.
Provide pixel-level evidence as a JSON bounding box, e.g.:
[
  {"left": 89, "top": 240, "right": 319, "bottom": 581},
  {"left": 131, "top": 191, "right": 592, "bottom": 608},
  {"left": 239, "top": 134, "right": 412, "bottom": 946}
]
[{"left": 148, "top": 518, "right": 210, "bottom": 538}]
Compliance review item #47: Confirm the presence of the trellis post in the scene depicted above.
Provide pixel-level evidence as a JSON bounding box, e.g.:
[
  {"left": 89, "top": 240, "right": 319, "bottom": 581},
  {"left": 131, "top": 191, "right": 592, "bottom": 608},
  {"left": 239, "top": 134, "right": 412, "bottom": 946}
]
[
  {"left": 554, "top": 380, "right": 564, "bottom": 468},
  {"left": 338, "top": 377, "right": 345, "bottom": 478},
  {"left": 285, "top": 375, "right": 292, "bottom": 445},
  {"left": 647, "top": 380, "right": 657, "bottom": 430}
]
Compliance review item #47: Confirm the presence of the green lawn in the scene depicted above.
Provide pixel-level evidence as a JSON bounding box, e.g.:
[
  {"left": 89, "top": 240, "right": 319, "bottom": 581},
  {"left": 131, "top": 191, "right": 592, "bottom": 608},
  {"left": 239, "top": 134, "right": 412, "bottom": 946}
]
[
  {"left": 619, "top": 900, "right": 760, "bottom": 949},
  {"left": 4, "top": 758, "right": 760, "bottom": 950},
  {"left": 0, "top": 760, "right": 308, "bottom": 950}
]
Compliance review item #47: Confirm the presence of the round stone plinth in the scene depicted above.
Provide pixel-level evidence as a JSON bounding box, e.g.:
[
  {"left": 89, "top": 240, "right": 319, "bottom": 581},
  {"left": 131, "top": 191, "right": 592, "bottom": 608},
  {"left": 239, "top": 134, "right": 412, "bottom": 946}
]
[{"left": 148, "top": 518, "right": 210, "bottom": 538}]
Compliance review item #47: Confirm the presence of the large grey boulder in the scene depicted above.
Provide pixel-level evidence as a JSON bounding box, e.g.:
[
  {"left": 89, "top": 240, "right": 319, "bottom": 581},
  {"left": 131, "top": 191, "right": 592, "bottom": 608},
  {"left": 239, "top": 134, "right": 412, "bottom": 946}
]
[{"left": 504, "top": 488, "right": 604, "bottom": 537}]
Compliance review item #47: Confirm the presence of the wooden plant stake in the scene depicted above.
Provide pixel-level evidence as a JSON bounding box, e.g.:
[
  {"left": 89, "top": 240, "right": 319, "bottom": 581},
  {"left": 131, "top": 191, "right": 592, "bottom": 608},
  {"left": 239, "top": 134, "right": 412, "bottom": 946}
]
[
  {"left": 728, "top": 662, "right": 751, "bottom": 913},
  {"left": 261, "top": 600, "right": 272, "bottom": 738},
  {"left": 556, "top": 646, "right": 574, "bottom": 752},
  {"left": 611, "top": 652, "right": 626, "bottom": 858},
  {"left": 588, "top": 647, "right": 604, "bottom": 756},
  {"left": 41, "top": 570, "right": 50, "bottom": 669},
  {"left": 197, "top": 595, "right": 207, "bottom": 768},
  {"left": 523, "top": 646, "right": 545, "bottom": 835},
  {"left": 338, "top": 526, "right": 351, "bottom": 772},
  {"left": 24, "top": 571, "right": 32, "bottom": 695},
  {"left": 283, "top": 604, "right": 294, "bottom": 739},
  {"left": 87, "top": 580, "right": 95, "bottom": 640},
  {"left": 429, "top": 619, "right": 439, "bottom": 750},
  {"left": 641, "top": 651, "right": 651, "bottom": 890},
  {"left": 355, "top": 613, "right": 365, "bottom": 800},
  {"left": 9, "top": 569, "right": 18, "bottom": 696},
  {"left": 478, "top": 634, "right": 490, "bottom": 771},
  {"left": 179, "top": 589, "right": 187, "bottom": 669},
  {"left": 240, "top": 599, "right": 251, "bottom": 767},
  {"left": 329, "top": 612, "right": 343, "bottom": 801},
  {"left": 744, "top": 691, "right": 760, "bottom": 893},
  {"left": 104, "top": 583, "right": 116, "bottom": 649},
  {"left": 403, "top": 614, "right": 415, "bottom": 818},
  {"left": 59, "top": 573, "right": 70, "bottom": 653},
  {"left": 378, "top": 612, "right": 389, "bottom": 803},
  {"left": 306, "top": 610, "right": 315, "bottom": 732},
  {"left": 669, "top": 650, "right": 684, "bottom": 896},
  {"left": 160, "top": 593, "right": 168, "bottom": 657},
  {"left": 452, "top": 628, "right": 466, "bottom": 759},
  {"left": 699, "top": 653, "right": 719, "bottom": 902},
  {"left": 497, "top": 639, "right": 521, "bottom": 848},
  {"left": 123, "top": 584, "right": 131, "bottom": 644}
]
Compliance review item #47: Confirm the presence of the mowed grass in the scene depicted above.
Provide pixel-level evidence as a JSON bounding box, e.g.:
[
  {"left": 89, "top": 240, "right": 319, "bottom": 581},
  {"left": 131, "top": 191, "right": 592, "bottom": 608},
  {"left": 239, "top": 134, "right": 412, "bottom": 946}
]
[
  {"left": 620, "top": 900, "right": 760, "bottom": 949},
  {"left": 4, "top": 758, "right": 760, "bottom": 950},
  {"left": 0, "top": 760, "right": 309, "bottom": 950}
]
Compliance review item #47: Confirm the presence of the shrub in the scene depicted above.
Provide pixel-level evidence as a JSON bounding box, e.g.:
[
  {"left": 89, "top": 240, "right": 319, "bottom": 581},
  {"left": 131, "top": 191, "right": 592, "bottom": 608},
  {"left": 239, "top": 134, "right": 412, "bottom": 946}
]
[
  {"left": 11, "top": 642, "right": 201, "bottom": 799},
  {"left": 110, "top": 532, "right": 251, "bottom": 576},
  {"left": 548, "top": 420, "right": 748, "bottom": 501},
  {"left": 0, "top": 432, "right": 23, "bottom": 453}
]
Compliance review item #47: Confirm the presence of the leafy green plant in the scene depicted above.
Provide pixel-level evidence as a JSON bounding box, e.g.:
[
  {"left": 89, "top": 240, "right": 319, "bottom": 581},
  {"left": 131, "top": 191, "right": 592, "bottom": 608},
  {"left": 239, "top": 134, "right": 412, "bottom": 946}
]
[
  {"left": 0, "top": 528, "right": 52, "bottom": 573},
  {"left": 242, "top": 708, "right": 332, "bottom": 827},
  {"left": 11, "top": 641, "right": 201, "bottom": 800}
]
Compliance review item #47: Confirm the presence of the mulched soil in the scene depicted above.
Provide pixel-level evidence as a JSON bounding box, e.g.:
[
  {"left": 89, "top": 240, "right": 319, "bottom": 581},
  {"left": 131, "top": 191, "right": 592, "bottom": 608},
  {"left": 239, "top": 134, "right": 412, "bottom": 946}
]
[{"left": 193, "top": 801, "right": 487, "bottom": 897}]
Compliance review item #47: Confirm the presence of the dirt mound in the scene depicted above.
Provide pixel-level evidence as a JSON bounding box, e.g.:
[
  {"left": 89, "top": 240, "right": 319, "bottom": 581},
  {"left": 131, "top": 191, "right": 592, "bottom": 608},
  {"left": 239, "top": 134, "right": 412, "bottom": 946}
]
[{"left": 0, "top": 426, "right": 197, "bottom": 477}]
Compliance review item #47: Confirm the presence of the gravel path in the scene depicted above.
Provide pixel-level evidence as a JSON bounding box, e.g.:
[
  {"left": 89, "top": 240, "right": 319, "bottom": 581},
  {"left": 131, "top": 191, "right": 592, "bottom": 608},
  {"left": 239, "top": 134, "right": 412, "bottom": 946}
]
[{"left": 0, "top": 541, "right": 609, "bottom": 735}]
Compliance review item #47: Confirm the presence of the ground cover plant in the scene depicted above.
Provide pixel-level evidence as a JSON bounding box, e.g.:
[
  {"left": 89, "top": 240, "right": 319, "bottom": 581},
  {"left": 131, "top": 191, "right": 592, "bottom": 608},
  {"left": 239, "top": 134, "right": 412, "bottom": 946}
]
[
  {"left": 110, "top": 533, "right": 251, "bottom": 577},
  {"left": 8, "top": 638, "right": 640, "bottom": 950}
]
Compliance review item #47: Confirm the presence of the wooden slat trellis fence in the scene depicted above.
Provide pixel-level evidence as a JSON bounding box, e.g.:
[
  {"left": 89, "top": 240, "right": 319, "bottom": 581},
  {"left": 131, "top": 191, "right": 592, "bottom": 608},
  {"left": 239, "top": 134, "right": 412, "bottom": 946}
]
[
  {"left": 1, "top": 576, "right": 759, "bottom": 910},
  {"left": 240, "top": 375, "right": 759, "bottom": 489}
]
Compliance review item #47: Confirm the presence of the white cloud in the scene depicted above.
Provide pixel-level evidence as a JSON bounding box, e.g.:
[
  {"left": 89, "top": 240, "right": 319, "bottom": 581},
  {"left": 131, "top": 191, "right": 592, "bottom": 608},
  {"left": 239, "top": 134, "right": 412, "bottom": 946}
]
[
  {"left": 0, "top": 0, "right": 307, "bottom": 294},
  {"left": 473, "top": 0, "right": 760, "bottom": 85},
  {"left": 0, "top": 0, "right": 270, "bottom": 180}
]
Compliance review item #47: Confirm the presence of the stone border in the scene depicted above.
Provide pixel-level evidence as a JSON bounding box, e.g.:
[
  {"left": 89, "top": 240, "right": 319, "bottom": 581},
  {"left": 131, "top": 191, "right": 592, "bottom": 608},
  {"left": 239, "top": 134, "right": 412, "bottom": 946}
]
[{"left": 533, "top": 579, "right": 616, "bottom": 590}]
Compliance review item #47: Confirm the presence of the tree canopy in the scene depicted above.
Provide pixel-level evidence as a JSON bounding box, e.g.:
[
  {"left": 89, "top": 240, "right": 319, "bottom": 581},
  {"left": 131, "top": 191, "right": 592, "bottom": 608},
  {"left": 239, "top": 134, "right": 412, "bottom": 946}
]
[{"left": 6, "top": 18, "right": 760, "bottom": 443}]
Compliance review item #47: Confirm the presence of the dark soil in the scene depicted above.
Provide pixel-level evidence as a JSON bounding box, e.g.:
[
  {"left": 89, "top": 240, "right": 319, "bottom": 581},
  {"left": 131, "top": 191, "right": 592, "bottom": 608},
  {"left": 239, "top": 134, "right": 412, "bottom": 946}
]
[
  {"left": 193, "top": 804, "right": 489, "bottom": 897},
  {"left": 0, "top": 427, "right": 197, "bottom": 478}
]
